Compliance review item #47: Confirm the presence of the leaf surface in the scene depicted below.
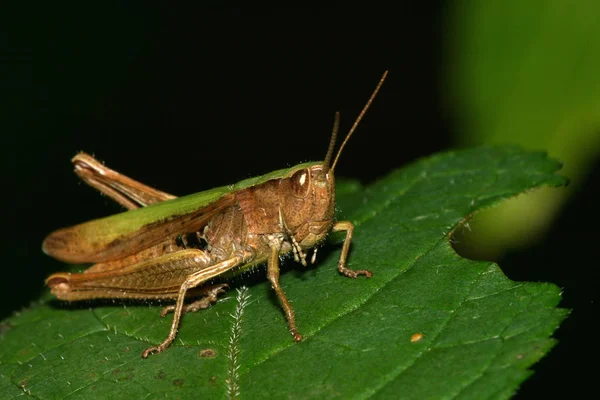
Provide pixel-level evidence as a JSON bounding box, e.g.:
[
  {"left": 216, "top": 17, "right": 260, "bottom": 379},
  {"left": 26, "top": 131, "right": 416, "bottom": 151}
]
[{"left": 0, "top": 146, "right": 567, "bottom": 399}]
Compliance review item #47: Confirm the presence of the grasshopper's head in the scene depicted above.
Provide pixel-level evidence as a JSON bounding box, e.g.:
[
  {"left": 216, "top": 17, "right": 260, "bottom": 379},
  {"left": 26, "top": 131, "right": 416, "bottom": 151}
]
[
  {"left": 279, "top": 71, "right": 388, "bottom": 249},
  {"left": 277, "top": 162, "right": 336, "bottom": 250}
]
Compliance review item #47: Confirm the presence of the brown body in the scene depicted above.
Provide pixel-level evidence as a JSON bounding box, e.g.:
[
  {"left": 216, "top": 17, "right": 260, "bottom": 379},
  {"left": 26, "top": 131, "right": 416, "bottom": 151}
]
[
  {"left": 44, "top": 71, "right": 387, "bottom": 357},
  {"left": 46, "top": 165, "right": 337, "bottom": 300}
]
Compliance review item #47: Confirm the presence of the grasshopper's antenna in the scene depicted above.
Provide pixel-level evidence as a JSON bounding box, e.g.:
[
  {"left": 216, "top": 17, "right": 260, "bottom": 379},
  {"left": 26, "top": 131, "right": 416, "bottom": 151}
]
[
  {"left": 323, "top": 111, "right": 340, "bottom": 174},
  {"left": 330, "top": 70, "right": 388, "bottom": 172}
]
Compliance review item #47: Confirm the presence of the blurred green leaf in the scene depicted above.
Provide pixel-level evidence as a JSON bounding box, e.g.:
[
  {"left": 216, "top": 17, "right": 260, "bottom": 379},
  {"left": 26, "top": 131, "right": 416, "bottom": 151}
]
[
  {"left": 445, "top": 0, "right": 600, "bottom": 257},
  {"left": 1, "top": 147, "right": 567, "bottom": 399}
]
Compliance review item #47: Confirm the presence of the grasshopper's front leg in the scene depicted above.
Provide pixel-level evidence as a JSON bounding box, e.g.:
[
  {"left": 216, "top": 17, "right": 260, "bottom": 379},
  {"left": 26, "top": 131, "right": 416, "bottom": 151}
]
[{"left": 332, "top": 221, "right": 372, "bottom": 279}]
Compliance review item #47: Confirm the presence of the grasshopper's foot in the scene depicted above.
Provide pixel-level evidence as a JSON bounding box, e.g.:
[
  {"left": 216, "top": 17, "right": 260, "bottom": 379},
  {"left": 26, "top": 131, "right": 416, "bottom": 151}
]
[
  {"left": 142, "top": 336, "right": 177, "bottom": 358},
  {"left": 160, "top": 284, "right": 228, "bottom": 317},
  {"left": 142, "top": 332, "right": 178, "bottom": 358},
  {"left": 292, "top": 331, "right": 303, "bottom": 342},
  {"left": 142, "top": 344, "right": 167, "bottom": 359},
  {"left": 338, "top": 265, "right": 373, "bottom": 279}
]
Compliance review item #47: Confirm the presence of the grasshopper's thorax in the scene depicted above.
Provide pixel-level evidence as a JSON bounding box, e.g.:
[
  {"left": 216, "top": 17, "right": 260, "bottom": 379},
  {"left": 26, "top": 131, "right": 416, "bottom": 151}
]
[
  {"left": 278, "top": 164, "right": 335, "bottom": 250},
  {"left": 230, "top": 163, "right": 335, "bottom": 263}
]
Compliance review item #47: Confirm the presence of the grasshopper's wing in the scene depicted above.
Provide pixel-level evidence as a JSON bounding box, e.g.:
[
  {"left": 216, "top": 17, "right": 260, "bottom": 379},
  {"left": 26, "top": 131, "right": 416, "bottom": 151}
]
[{"left": 43, "top": 188, "right": 236, "bottom": 264}]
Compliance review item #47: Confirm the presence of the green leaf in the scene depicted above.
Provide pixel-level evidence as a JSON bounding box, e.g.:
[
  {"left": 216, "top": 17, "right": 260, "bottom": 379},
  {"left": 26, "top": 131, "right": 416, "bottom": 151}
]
[{"left": 0, "top": 146, "right": 567, "bottom": 399}]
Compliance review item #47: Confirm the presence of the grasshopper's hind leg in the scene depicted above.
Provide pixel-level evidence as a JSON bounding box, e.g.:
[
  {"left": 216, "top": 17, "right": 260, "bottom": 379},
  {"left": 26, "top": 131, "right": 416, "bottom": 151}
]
[
  {"left": 159, "top": 283, "right": 229, "bottom": 316},
  {"left": 72, "top": 152, "right": 176, "bottom": 210},
  {"left": 142, "top": 251, "right": 252, "bottom": 358}
]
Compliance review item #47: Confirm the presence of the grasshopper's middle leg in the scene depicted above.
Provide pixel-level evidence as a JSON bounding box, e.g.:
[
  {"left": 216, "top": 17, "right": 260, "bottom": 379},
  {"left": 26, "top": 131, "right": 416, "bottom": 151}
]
[
  {"left": 142, "top": 251, "right": 252, "bottom": 358},
  {"left": 72, "top": 152, "right": 176, "bottom": 210}
]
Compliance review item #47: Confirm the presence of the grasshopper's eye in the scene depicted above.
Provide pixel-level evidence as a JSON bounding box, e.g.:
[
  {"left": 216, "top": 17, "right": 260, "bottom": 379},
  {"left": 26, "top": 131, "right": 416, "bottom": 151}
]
[{"left": 290, "top": 168, "right": 311, "bottom": 198}]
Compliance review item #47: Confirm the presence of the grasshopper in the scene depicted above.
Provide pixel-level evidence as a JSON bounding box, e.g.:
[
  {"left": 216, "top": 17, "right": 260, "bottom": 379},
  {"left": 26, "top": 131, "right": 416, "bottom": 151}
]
[{"left": 43, "top": 71, "right": 387, "bottom": 358}]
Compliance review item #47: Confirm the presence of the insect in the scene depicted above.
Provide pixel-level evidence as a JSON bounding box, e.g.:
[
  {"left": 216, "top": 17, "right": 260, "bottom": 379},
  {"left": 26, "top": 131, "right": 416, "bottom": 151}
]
[{"left": 43, "top": 71, "right": 388, "bottom": 358}]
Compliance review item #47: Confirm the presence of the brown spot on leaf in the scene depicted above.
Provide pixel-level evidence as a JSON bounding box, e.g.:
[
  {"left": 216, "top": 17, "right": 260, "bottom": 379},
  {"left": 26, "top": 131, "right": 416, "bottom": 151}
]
[
  {"left": 157, "top": 370, "right": 166, "bottom": 380},
  {"left": 199, "top": 348, "right": 217, "bottom": 358},
  {"left": 18, "top": 348, "right": 32, "bottom": 357},
  {"left": 19, "top": 378, "right": 29, "bottom": 388},
  {"left": 410, "top": 333, "right": 424, "bottom": 343},
  {"left": 172, "top": 378, "right": 184, "bottom": 387},
  {"left": 119, "top": 373, "right": 135, "bottom": 381}
]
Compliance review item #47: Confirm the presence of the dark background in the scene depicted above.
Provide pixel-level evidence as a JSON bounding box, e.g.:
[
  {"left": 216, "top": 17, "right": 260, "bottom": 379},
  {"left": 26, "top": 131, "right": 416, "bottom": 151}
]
[{"left": 3, "top": 3, "right": 596, "bottom": 398}]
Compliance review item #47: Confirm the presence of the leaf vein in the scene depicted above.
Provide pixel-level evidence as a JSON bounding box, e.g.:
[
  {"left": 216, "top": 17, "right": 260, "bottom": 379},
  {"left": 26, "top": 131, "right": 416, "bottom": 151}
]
[{"left": 365, "top": 261, "right": 488, "bottom": 399}]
